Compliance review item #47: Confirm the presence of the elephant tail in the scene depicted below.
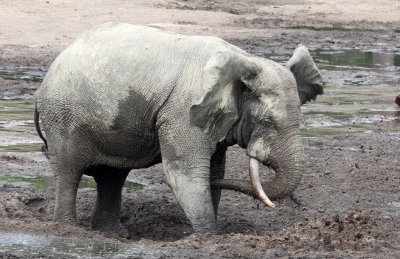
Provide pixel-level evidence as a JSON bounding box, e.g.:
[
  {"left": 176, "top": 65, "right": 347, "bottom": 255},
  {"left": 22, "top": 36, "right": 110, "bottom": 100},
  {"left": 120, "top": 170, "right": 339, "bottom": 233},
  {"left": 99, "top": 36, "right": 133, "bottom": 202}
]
[{"left": 34, "top": 103, "right": 49, "bottom": 159}]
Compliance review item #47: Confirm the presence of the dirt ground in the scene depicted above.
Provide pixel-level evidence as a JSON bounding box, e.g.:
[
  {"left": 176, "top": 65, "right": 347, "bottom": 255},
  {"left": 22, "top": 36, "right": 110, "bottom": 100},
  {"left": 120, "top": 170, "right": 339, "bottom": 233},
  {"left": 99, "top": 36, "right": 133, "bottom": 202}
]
[{"left": 0, "top": 0, "right": 399, "bottom": 258}]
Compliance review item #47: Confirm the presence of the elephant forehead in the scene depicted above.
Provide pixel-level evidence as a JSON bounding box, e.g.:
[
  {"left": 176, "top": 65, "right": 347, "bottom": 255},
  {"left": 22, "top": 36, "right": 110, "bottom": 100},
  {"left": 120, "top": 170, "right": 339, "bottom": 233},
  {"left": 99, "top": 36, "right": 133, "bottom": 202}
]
[
  {"left": 255, "top": 93, "right": 287, "bottom": 123},
  {"left": 254, "top": 65, "right": 298, "bottom": 122},
  {"left": 255, "top": 58, "right": 296, "bottom": 92}
]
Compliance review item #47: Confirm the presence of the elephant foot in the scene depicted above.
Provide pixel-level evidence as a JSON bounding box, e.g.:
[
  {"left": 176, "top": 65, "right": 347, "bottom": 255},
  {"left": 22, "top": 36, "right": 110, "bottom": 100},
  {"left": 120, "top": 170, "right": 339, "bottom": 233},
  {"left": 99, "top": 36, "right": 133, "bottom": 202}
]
[
  {"left": 191, "top": 221, "right": 218, "bottom": 234},
  {"left": 53, "top": 212, "right": 78, "bottom": 225},
  {"left": 91, "top": 218, "right": 130, "bottom": 238}
]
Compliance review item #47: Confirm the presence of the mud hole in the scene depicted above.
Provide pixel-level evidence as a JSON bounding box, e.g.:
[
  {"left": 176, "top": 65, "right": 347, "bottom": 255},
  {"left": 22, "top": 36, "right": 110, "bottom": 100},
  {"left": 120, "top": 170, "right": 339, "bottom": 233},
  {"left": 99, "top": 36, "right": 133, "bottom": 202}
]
[{"left": 1, "top": 0, "right": 400, "bottom": 258}]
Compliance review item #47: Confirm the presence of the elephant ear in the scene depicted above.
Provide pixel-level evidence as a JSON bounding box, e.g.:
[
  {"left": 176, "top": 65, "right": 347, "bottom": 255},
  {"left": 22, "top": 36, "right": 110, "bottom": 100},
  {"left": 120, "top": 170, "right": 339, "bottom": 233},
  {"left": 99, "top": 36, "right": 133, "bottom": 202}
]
[
  {"left": 286, "top": 44, "right": 324, "bottom": 105},
  {"left": 190, "top": 51, "right": 260, "bottom": 142}
]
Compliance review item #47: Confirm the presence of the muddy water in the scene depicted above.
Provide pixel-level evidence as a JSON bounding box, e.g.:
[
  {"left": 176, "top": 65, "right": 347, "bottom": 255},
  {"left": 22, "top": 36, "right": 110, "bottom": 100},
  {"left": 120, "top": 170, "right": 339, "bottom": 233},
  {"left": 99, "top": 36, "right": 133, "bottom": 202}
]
[
  {"left": 0, "top": 66, "right": 46, "bottom": 82},
  {"left": 0, "top": 232, "right": 145, "bottom": 258},
  {"left": 0, "top": 175, "right": 145, "bottom": 190},
  {"left": 268, "top": 49, "right": 400, "bottom": 87},
  {"left": 268, "top": 49, "right": 400, "bottom": 137},
  {"left": 0, "top": 99, "right": 34, "bottom": 122},
  {"left": 0, "top": 99, "right": 41, "bottom": 152},
  {"left": 0, "top": 99, "right": 35, "bottom": 135},
  {"left": 300, "top": 85, "right": 400, "bottom": 137}
]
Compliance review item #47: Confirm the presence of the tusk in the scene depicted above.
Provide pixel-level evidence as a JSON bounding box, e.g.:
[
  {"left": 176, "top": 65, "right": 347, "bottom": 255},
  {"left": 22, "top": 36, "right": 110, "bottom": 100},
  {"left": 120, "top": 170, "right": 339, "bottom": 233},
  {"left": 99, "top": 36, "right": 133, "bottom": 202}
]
[{"left": 249, "top": 158, "right": 275, "bottom": 208}]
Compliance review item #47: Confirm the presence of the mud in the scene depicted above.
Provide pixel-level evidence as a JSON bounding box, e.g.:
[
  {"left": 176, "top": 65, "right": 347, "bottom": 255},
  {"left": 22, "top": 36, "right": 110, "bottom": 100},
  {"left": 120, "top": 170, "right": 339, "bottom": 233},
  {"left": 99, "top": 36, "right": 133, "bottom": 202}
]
[
  {"left": 1, "top": 0, "right": 400, "bottom": 258},
  {"left": 1, "top": 133, "right": 399, "bottom": 258}
]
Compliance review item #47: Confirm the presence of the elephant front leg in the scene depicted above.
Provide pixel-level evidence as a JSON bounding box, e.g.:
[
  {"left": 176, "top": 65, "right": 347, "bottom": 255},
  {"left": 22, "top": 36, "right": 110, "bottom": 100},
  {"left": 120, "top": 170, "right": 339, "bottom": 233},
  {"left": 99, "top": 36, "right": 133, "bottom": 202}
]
[
  {"left": 90, "top": 166, "right": 130, "bottom": 238},
  {"left": 163, "top": 157, "right": 216, "bottom": 233},
  {"left": 158, "top": 121, "right": 217, "bottom": 233}
]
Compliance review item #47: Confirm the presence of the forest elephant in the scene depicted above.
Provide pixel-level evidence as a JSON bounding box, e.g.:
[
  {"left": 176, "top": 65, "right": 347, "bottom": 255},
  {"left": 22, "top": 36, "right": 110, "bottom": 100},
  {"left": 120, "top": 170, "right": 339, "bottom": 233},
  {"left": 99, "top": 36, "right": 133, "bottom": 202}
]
[{"left": 34, "top": 23, "right": 323, "bottom": 237}]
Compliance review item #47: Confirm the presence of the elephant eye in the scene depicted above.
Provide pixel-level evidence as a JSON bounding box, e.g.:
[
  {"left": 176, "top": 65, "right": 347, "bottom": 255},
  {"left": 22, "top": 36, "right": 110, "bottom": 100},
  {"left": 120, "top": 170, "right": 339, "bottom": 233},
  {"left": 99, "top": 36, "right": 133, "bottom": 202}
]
[{"left": 254, "top": 115, "right": 278, "bottom": 131}]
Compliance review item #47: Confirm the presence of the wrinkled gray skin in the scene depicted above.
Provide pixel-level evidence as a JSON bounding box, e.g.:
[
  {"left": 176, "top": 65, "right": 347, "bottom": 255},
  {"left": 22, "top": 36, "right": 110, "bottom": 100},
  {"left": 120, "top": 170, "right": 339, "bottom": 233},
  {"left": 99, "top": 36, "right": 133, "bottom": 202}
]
[{"left": 34, "top": 23, "right": 323, "bottom": 236}]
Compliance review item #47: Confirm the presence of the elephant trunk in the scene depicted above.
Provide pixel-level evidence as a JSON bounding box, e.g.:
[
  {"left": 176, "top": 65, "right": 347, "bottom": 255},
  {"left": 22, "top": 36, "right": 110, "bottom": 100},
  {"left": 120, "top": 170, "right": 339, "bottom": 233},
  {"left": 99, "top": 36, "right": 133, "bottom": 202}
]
[
  {"left": 211, "top": 133, "right": 304, "bottom": 204},
  {"left": 263, "top": 132, "right": 304, "bottom": 199}
]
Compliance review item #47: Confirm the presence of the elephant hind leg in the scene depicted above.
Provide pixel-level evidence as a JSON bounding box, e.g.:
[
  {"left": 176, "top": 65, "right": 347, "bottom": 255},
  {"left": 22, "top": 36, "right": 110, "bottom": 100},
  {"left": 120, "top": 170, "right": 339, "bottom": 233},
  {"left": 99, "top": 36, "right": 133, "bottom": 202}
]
[
  {"left": 48, "top": 143, "right": 86, "bottom": 224},
  {"left": 52, "top": 164, "right": 83, "bottom": 224},
  {"left": 88, "top": 165, "right": 130, "bottom": 238}
]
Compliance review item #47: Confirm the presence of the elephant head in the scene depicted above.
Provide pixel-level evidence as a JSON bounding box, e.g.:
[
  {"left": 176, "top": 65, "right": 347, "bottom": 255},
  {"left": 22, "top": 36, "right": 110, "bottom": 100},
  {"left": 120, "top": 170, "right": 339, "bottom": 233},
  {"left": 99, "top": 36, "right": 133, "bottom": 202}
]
[{"left": 190, "top": 44, "right": 323, "bottom": 206}]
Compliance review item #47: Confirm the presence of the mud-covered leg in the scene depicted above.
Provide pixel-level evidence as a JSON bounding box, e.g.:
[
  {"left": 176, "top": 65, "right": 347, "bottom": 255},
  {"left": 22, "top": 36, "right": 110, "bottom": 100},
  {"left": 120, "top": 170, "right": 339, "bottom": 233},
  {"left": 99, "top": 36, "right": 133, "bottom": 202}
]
[
  {"left": 90, "top": 166, "right": 130, "bottom": 238},
  {"left": 53, "top": 164, "right": 83, "bottom": 224},
  {"left": 158, "top": 120, "right": 217, "bottom": 233},
  {"left": 163, "top": 156, "right": 216, "bottom": 233},
  {"left": 210, "top": 143, "right": 227, "bottom": 217}
]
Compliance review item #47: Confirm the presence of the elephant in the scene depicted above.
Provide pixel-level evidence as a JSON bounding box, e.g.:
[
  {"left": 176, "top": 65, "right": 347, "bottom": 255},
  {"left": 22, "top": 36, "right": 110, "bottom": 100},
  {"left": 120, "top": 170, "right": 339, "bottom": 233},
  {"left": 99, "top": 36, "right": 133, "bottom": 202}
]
[{"left": 34, "top": 23, "right": 323, "bottom": 236}]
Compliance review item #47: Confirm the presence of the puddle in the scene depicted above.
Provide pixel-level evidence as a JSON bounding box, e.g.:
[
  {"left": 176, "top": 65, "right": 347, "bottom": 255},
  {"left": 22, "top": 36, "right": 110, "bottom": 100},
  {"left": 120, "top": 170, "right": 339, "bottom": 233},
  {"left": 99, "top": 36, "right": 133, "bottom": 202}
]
[
  {"left": 0, "top": 66, "right": 46, "bottom": 82},
  {"left": 300, "top": 123, "right": 382, "bottom": 138},
  {"left": 0, "top": 120, "right": 34, "bottom": 129},
  {"left": 267, "top": 49, "right": 400, "bottom": 70},
  {"left": 266, "top": 49, "right": 400, "bottom": 87},
  {"left": 0, "top": 175, "right": 145, "bottom": 190},
  {"left": 0, "top": 143, "right": 42, "bottom": 153},
  {"left": 0, "top": 232, "right": 145, "bottom": 258},
  {"left": 284, "top": 26, "right": 373, "bottom": 32},
  {"left": 270, "top": 48, "right": 400, "bottom": 137},
  {"left": 300, "top": 86, "right": 400, "bottom": 137},
  {"left": 0, "top": 99, "right": 34, "bottom": 121},
  {"left": 313, "top": 49, "right": 400, "bottom": 70}
]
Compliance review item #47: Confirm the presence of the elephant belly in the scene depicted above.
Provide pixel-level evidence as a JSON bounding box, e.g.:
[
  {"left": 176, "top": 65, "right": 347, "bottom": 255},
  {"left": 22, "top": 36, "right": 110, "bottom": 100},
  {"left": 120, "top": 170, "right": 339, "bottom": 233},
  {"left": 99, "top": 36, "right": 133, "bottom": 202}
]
[
  {"left": 95, "top": 127, "right": 162, "bottom": 169},
  {"left": 77, "top": 88, "right": 164, "bottom": 169}
]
